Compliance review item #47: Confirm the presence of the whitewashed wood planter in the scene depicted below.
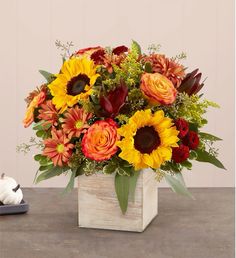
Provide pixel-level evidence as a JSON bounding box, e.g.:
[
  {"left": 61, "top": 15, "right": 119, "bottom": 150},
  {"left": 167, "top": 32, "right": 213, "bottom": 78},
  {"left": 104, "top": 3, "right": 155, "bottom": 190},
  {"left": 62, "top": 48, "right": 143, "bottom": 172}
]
[{"left": 78, "top": 169, "right": 158, "bottom": 232}]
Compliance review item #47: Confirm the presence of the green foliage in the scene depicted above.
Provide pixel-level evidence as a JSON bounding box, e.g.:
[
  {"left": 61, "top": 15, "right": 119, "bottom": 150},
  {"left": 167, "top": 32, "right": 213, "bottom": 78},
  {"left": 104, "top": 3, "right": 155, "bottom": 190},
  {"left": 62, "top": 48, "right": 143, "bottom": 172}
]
[
  {"left": 39, "top": 70, "right": 55, "bottom": 83},
  {"left": 127, "top": 88, "right": 147, "bottom": 113},
  {"left": 195, "top": 149, "right": 226, "bottom": 169},
  {"left": 199, "top": 132, "right": 222, "bottom": 141},
  {"left": 112, "top": 46, "right": 143, "bottom": 88},
  {"left": 148, "top": 43, "right": 161, "bottom": 54},
  {"left": 131, "top": 40, "right": 142, "bottom": 55},
  {"left": 115, "top": 173, "right": 130, "bottom": 214},
  {"left": 164, "top": 173, "right": 194, "bottom": 199},
  {"left": 35, "top": 166, "right": 69, "bottom": 184},
  {"left": 63, "top": 169, "right": 76, "bottom": 194},
  {"left": 16, "top": 137, "right": 44, "bottom": 154},
  {"left": 162, "top": 93, "right": 219, "bottom": 128},
  {"left": 114, "top": 169, "right": 140, "bottom": 214}
]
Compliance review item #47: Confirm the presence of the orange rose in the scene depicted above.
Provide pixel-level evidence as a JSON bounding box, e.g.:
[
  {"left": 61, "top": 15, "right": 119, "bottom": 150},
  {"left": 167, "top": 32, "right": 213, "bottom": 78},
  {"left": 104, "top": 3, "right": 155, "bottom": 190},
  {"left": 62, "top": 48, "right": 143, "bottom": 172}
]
[
  {"left": 23, "top": 91, "right": 46, "bottom": 128},
  {"left": 82, "top": 119, "right": 120, "bottom": 161},
  {"left": 140, "top": 73, "right": 177, "bottom": 105}
]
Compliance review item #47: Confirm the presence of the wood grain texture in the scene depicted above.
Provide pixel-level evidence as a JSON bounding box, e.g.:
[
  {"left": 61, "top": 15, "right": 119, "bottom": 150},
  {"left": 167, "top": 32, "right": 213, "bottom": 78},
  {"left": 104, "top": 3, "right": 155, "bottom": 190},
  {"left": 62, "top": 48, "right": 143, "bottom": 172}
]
[{"left": 78, "top": 169, "right": 158, "bottom": 232}]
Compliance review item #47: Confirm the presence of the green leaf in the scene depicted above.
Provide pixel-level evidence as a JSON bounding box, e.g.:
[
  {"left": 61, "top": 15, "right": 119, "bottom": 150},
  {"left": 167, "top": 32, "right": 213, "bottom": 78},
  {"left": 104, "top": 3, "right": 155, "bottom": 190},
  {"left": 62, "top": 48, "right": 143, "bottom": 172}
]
[
  {"left": 35, "top": 166, "right": 64, "bottom": 184},
  {"left": 175, "top": 172, "right": 186, "bottom": 187},
  {"left": 144, "top": 62, "right": 152, "bottom": 73},
  {"left": 115, "top": 173, "right": 130, "bottom": 214},
  {"left": 39, "top": 70, "right": 55, "bottom": 83},
  {"left": 189, "top": 150, "right": 198, "bottom": 160},
  {"left": 164, "top": 173, "right": 194, "bottom": 199},
  {"left": 199, "top": 132, "right": 222, "bottom": 141},
  {"left": 63, "top": 169, "right": 76, "bottom": 194},
  {"left": 36, "top": 130, "right": 44, "bottom": 138},
  {"left": 131, "top": 40, "right": 141, "bottom": 55},
  {"left": 195, "top": 149, "right": 226, "bottom": 169},
  {"left": 39, "top": 164, "right": 54, "bottom": 171},
  {"left": 103, "top": 163, "right": 117, "bottom": 174},
  {"left": 34, "top": 154, "right": 44, "bottom": 161},
  {"left": 129, "top": 171, "right": 140, "bottom": 202},
  {"left": 181, "top": 160, "right": 192, "bottom": 170},
  {"left": 33, "top": 121, "right": 51, "bottom": 131},
  {"left": 75, "top": 162, "right": 86, "bottom": 177},
  {"left": 189, "top": 123, "right": 199, "bottom": 132}
]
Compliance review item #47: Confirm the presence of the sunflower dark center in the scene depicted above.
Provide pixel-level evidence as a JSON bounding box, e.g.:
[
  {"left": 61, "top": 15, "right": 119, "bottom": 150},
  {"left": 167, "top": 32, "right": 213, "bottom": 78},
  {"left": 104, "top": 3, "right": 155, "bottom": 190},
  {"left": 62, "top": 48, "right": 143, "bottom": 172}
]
[
  {"left": 134, "top": 126, "right": 160, "bottom": 154},
  {"left": 67, "top": 74, "right": 90, "bottom": 96}
]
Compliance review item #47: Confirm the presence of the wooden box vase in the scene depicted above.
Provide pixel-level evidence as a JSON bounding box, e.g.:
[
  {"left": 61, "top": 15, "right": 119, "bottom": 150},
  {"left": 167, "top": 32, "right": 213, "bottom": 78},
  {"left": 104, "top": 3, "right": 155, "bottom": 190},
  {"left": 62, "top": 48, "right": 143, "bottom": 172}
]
[{"left": 78, "top": 169, "right": 158, "bottom": 232}]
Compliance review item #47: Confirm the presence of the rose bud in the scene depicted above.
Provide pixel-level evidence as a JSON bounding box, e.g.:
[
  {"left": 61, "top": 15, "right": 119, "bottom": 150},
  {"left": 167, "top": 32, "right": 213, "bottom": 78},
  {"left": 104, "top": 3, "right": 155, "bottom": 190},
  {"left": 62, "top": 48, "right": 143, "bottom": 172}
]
[
  {"left": 100, "top": 81, "right": 128, "bottom": 118},
  {"left": 182, "top": 131, "right": 199, "bottom": 150},
  {"left": 174, "top": 118, "right": 189, "bottom": 138},
  {"left": 172, "top": 145, "right": 190, "bottom": 163}
]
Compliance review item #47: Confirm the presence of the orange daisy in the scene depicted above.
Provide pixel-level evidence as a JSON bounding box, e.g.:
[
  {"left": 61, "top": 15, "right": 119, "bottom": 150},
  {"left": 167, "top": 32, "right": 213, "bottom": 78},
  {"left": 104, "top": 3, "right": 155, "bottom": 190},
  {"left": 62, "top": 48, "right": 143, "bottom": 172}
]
[
  {"left": 62, "top": 106, "right": 93, "bottom": 138},
  {"left": 38, "top": 100, "right": 58, "bottom": 127},
  {"left": 43, "top": 129, "right": 74, "bottom": 167}
]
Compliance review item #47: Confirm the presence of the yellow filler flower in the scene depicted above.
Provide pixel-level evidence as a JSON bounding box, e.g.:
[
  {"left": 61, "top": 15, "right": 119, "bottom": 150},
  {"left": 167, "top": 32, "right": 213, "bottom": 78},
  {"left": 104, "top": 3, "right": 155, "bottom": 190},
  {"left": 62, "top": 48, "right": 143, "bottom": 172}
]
[
  {"left": 48, "top": 57, "right": 99, "bottom": 112},
  {"left": 116, "top": 109, "right": 179, "bottom": 170}
]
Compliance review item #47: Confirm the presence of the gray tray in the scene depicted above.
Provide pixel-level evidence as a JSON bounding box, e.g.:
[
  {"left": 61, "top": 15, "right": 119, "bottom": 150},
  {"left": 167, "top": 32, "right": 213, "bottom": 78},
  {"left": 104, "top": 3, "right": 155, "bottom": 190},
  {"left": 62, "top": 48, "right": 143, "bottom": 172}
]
[{"left": 0, "top": 200, "right": 29, "bottom": 215}]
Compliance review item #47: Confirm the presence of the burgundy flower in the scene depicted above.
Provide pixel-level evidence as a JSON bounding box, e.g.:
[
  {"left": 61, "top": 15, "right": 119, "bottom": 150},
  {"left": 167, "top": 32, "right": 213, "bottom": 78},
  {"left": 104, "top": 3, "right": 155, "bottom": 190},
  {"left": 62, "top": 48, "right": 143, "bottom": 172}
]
[
  {"left": 100, "top": 82, "right": 128, "bottom": 117},
  {"left": 174, "top": 118, "right": 189, "bottom": 138},
  {"left": 112, "top": 45, "right": 128, "bottom": 55},
  {"left": 90, "top": 49, "right": 106, "bottom": 64},
  {"left": 172, "top": 145, "right": 190, "bottom": 163},
  {"left": 182, "top": 131, "right": 199, "bottom": 150}
]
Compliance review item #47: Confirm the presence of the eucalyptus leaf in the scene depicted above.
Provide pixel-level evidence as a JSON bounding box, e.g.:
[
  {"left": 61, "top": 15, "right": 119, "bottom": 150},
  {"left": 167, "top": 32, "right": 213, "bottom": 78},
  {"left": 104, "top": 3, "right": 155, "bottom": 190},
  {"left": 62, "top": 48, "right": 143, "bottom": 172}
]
[
  {"left": 199, "top": 132, "right": 222, "bottom": 141},
  {"left": 63, "top": 169, "right": 76, "bottom": 194},
  {"left": 115, "top": 173, "right": 130, "bottom": 214},
  {"left": 195, "top": 149, "right": 226, "bottom": 169},
  {"left": 164, "top": 173, "right": 194, "bottom": 199},
  {"left": 35, "top": 166, "right": 64, "bottom": 184},
  {"left": 39, "top": 70, "right": 55, "bottom": 83},
  {"left": 175, "top": 172, "right": 186, "bottom": 187}
]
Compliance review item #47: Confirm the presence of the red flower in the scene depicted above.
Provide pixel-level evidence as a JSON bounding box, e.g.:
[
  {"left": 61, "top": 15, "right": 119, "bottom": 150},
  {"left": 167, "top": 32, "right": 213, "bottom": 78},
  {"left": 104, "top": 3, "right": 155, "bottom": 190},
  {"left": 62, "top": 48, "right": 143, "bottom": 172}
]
[
  {"left": 174, "top": 118, "right": 189, "bottom": 138},
  {"left": 90, "top": 48, "right": 106, "bottom": 64},
  {"left": 76, "top": 46, "right": 101, "bottom": 55},
  {"left": 182, "top": 131, "right": 199, "bottom": 150},
  {"left": 112, "top": 45, "right": 128, "bottom": 55},
  {"left": 100, "top": 82, "right": 128, "bottom": 117},
  {"left": 172, "top": 145, "right": 190, "bottom": 163}
]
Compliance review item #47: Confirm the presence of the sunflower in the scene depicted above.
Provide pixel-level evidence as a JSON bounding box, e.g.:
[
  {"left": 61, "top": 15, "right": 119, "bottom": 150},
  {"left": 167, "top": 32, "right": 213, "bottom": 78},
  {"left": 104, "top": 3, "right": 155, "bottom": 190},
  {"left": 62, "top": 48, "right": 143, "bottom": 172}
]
[
  {"left": 116, "top": 109, "right": 179, "bottom": 170},
  {"left": 48, "top": 57, "right": 99, "bottom": 113}
]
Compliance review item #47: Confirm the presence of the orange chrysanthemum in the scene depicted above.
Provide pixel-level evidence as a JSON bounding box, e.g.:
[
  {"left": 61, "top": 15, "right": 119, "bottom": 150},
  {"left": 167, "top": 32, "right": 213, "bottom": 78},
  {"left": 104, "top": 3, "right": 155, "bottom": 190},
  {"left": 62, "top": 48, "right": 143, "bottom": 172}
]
[
  {"left": 38, "top": 100, "right": 58, "bottom": 126},
  {"left": 43, "top": 129, "right": 74, "bottom": 167},
  {"left": 23, "top": 90, "right": 46, "bottom": 128},
  {"left": 142, "top": 54, "right": 185, "bottom": 88},
  {"left": 62, "top": 106, "right": 93, "bottom": 139}
]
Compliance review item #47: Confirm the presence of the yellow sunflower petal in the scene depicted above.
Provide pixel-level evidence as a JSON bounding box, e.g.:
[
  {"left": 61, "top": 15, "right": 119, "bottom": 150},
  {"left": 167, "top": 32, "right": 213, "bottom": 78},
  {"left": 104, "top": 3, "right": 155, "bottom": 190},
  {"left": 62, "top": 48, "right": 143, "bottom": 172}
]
[
  {"left": 116, "top": 109, "right": 179, "bottom": 170},
  {"left": 47, "top": 57, "right": 99, "bottom": 112}
]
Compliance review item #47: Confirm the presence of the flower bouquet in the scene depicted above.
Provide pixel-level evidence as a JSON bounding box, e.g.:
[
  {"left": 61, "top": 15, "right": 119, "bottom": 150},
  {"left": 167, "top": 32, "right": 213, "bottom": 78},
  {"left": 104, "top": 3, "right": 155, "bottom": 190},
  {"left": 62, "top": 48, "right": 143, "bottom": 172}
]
[{"left": 20, "top": 41, "right": 225, "bottom": 231}]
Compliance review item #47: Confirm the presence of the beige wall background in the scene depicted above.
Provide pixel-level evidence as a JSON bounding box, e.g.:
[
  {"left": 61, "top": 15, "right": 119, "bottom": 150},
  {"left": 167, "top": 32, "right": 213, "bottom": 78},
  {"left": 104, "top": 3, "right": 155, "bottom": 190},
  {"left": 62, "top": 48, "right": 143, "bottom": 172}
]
[{"left": 0, "top": 0, "right": 234, "bottom": 187}]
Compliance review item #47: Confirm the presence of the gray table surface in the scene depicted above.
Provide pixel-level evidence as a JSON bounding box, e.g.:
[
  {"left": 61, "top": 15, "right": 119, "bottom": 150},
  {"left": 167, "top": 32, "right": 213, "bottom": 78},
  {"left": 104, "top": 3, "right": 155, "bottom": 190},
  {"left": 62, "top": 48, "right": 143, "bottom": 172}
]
[{"left": 0, "top": 188, "right": 234, "bottom": 258}]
